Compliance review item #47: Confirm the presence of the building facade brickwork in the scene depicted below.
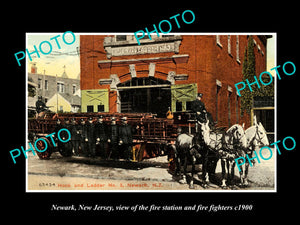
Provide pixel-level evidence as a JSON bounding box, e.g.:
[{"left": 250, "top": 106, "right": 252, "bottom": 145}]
[{"left": 80, "top": 34, "right": 268, "bottom": 128}]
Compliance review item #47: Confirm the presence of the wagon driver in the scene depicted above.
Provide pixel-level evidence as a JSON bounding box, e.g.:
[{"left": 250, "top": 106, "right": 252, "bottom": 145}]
[
  {"left": 191, "top": 93, "right": 207, "bottom": 123},
  {"left": 35, "top": 96, "right": 49, "bottom": 118}
]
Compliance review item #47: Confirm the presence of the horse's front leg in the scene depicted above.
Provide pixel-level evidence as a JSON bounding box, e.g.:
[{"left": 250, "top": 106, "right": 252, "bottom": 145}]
[
  {"left": 243, "top": 161, "right": 249, "bottom": 186},
  {"left": 228, "top": 158, "right": 236, "bottom": 186},
  {"left": 202, "top": 154, "right": 209, "bottom": 188},
  {"left": 189, "top": 154, "right": 196, "bottom": 189},
  {"left": 237, "top": 159, "right": 244, "bottom": 186},
  {"left": 243, "top": 149, "right": 254, "bottom": 186},
  {"left": 221, "top": 158, "right": 227, "bottom": 188}
]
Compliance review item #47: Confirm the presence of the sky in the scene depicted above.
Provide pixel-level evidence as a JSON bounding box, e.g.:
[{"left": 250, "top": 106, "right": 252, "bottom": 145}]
[
  {"left": 26, "top": 33, "right": 276, "bottom": 79},
  {"left": 266, "top": 35, "right": 276, "bottom": 76},
  {"left": 26, "top": 33, "right": 80, "bottom": 79}
]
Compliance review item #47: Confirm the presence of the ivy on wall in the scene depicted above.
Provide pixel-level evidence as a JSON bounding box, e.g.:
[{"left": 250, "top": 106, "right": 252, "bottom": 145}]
[{"left": 241, "top": 36, "right": 274, "bottom": 116}]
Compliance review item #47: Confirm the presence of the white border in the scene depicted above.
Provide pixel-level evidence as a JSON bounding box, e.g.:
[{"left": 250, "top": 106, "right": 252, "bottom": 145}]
[{"left": 26, "top": 32, "right": 277, "bottom": 193}]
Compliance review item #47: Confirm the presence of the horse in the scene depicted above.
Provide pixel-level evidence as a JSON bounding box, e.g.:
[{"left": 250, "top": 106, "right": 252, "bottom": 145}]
[
  {"left": 198, "top": 120, "right": 248, "bottom": 188},
  {"left": 174, "top": 133, "right": 200, "bottom": 189},
  {"left": 239, "top": 116, "right": 269, "bottom": 186}
]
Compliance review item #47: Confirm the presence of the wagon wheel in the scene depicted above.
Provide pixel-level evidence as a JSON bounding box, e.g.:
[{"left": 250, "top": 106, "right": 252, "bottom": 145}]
[
  {"left": 35, "top": 137, "right": 52, "bottom": 160},
  {"left": 58, "top": 142, "right": 73, "bottom": 157}
]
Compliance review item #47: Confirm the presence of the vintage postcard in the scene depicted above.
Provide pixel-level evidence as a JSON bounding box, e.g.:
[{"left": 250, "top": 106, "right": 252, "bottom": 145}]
[{"left": 26, "top": 33, "right": 276, "bottom": 192}]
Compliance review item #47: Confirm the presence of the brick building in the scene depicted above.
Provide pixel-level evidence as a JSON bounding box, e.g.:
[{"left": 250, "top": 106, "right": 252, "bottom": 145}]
[{"left": 80, "top": 34, "right": 269, "bottom": 128}]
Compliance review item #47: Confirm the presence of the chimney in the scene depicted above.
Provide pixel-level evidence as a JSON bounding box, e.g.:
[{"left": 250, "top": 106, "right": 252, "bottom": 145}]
[{"left": 31, "top": 63, "right": 37, "bottom": 74}]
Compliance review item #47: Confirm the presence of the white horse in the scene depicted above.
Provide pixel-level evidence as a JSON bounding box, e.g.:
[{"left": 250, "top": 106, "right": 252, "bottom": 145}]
[
  {"left": 199, "top": 120, "right": 248, "bottom": 188},
  {"left": 239, "top": 116, "right": 269, "bottom": 186},
  {"left": 174, "top": 133, "right": 197, "bottom": 188}
]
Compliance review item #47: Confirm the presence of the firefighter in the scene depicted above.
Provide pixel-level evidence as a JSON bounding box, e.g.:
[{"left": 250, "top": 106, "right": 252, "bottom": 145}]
[
  {"left": 54, "top": 118, "right": 72, "bottom": 157},
  {"left": 70, "top": 118, "right": 80, "bottom": 156},
  {"left": 35, "top": 96, "right": 49, "bottom": 118},
  {"left": 62, "top": 118, "right": 73, "bottom": 156},
  {"left": 108, "top": 117, "right": 119, "bottom": 160},
  {"left": 118, "top": 117, "right": 133, "bottom": 161},
  {"left": 85, "top": 117, "right": 96, "bottom": 157},
  {"left": 94, "top": 115, "right": 108, "bottom": 158},
  {"left": 54, "top": 119, "right": 64, "bottom": 151},
  {"left": 191, "top": 93, "right": 207, "bottom": 123},
  {"left": 78, "top": 118, "right": 86, "bottom": 156}
]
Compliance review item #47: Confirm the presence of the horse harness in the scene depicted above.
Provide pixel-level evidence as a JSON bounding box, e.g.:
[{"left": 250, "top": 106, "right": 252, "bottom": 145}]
[
  {"left": 248, "top": 126, "right": 266, "bottom": 152},
  {"left": 210, "top": 126, "right": 245, "bottom": 160}
]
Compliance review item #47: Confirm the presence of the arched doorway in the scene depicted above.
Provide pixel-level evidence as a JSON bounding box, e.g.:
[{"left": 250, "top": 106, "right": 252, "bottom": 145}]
[{"left": 117, "top": 77, "right": 171, "bottom": 117}]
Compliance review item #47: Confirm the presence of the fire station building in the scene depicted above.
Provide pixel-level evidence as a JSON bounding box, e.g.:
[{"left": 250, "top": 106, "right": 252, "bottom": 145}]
[{"left": 80, "top": 34, "right": 269, "bottom": 128}]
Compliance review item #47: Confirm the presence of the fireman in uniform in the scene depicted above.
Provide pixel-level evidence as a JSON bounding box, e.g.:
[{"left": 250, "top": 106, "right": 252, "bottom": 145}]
[
  {"left": 54, "top": 118, "right": 72, "bottom": 157},
  {"left": 70, "top": 118, "right": 80, "bottom": 156},
  {"left": 118, "top": 117, "right": 133, "bottom": 161},
  {"left": 62, "top": 118, "right": 73, "bottom": 156},
  {"left": 35, "top": 96, "right": 49, "bottom": 118},
  {"left": 85, "top": 117, "right": 96, "bottom": 157},
  {"left": 94, "top": 115, "right": 108, "bottom": 158},
  {"left": 108, "top": 117, "right": 119, "bottom": 160},
  {"left": 54, "top": 119, "right": 64, "bottom": 152},
  {"left": 78, "top": 118, "right": 86, "bottom": 156},
  {"left": 191, "top": 93, "right": 207, "bottom": 123}
]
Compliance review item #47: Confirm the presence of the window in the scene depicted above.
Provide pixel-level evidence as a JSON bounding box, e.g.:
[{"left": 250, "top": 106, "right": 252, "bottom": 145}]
[
  {"left": 38, "top": 78, "right": 42, "bottom": 89},
  {"left": 45, "top": 80, "right": 48, "bottom": 90},
  {"left": 257, "top": 44, "right": 261, "bottom": 52},
  {"left": 176, "top": 101, "right": 182, "bottom": 112},
  {"left": 227, "top": 35, "right": 231, "bottom": 56},
  {"left": 57, "top": 82, "right": 64, "bottom": 93},
  {"left": 228, "top": 90, "right": 232, "bottom": 127},
  {"left": 186, "top": 101, "right": 193, "bottom": 111},
  {"left": 72, "top": 85, "right": 76, "bottom": 94},
  {"left": 87, "top": 105, "right": 94, "bottom": 112},
  {"left": 216, "top": 35, "right": 222, "bottom": 48},
  {"left": 97, "top": 105, "right": 105, "bottom": 112},
  {"left": 236, "top": 35, "right": 240, "bottom": 63},
  {"left": 116, "top": 35, "right": 127, "bottom": 41},
  {"left": 236, "top": 95, "right": 239, "bottom": 124},
  {"left": 216, "top": 80, "right": 222, "bottom": 123}
]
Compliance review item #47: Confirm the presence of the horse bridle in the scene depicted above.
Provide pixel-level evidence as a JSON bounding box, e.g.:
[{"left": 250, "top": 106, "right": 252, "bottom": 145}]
[
  {"left": 225, "top": 127, "right": 247, "bottom": 159},
  {"left": 252, "top": 125, "right": 267, "bottom": 148},
  {"left": 229, "top": 126, "right": 246, "bottom": 147}
]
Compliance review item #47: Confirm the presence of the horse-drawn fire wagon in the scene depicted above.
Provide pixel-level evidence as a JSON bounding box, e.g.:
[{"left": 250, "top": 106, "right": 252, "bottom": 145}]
[
  {"left": 28, "top": 110, "right": 270, "bottom": 189},
  {"left": 28, "top": 111, "right": 197, "bottom": 169}
]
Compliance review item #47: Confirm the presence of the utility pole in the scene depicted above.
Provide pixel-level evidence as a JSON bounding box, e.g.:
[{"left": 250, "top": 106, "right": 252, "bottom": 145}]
[{"left": 56, "top": 74, "right": 58, "bottom": 113}]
